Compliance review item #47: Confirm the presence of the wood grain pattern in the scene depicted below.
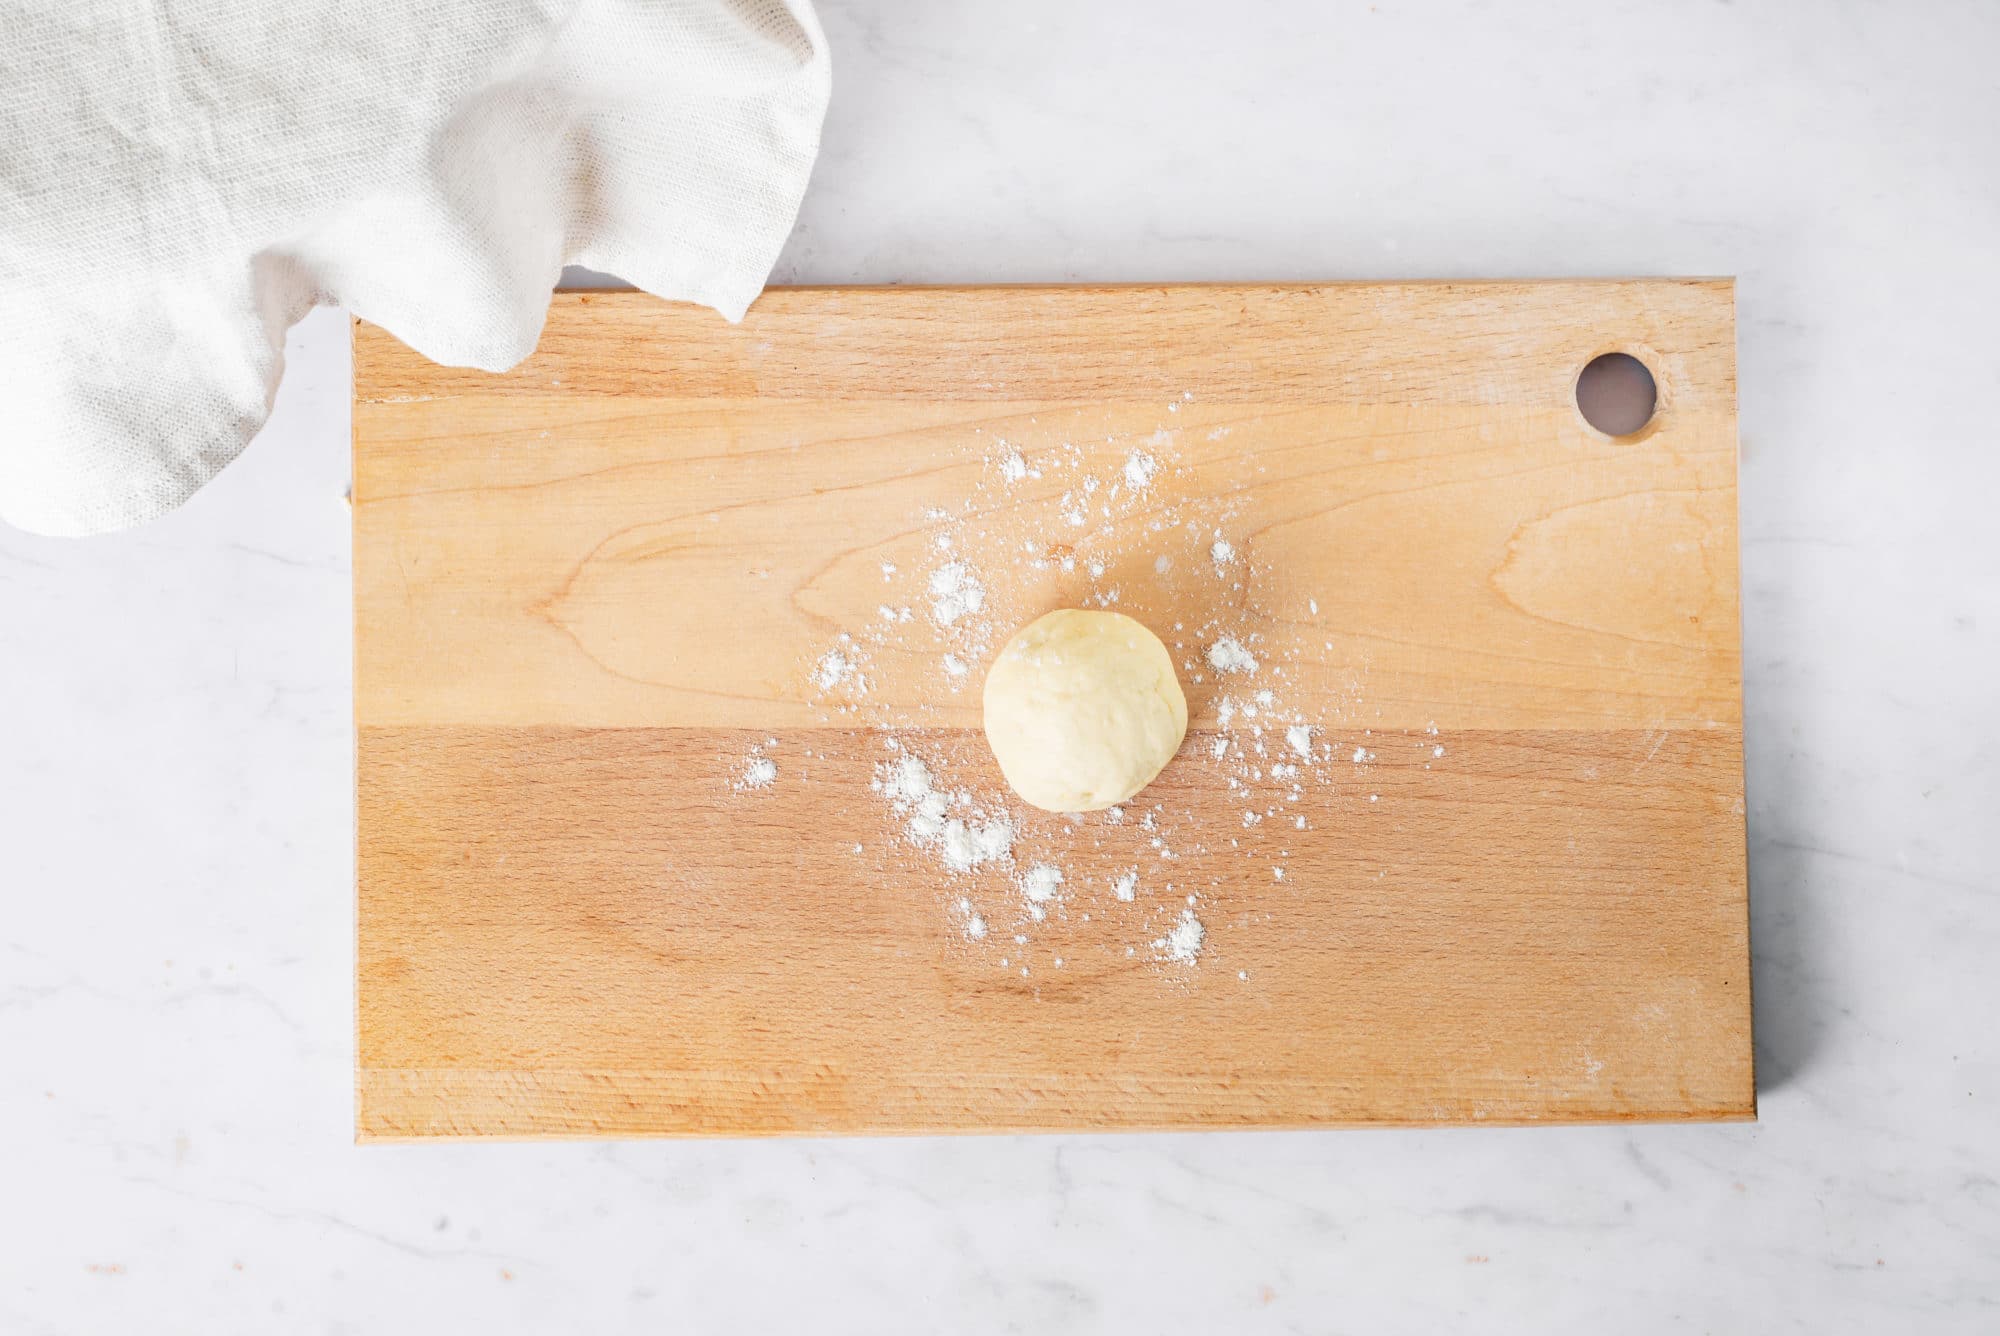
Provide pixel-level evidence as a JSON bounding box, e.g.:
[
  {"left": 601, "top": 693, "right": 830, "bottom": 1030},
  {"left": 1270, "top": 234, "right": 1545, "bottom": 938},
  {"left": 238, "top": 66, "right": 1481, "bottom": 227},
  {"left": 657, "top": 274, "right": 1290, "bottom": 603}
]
[{"left": 353, "top": 283, "right": 1751, "bottom": 1139}]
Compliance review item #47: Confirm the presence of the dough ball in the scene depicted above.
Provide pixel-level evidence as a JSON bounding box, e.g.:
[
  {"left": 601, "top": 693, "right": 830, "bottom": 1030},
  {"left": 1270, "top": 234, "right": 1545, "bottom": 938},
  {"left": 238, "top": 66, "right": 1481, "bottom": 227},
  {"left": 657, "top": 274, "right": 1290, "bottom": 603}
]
[{"left": 981, "top": 608, "right": 1188, "bottom": 812}]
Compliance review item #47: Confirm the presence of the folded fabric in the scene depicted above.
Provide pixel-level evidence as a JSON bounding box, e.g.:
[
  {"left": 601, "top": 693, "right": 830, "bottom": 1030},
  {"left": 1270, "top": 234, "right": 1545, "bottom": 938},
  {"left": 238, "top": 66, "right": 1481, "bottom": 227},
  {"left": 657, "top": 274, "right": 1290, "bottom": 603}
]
[{"left": 0, "top": 0, "right": 830, "bottom": 535}]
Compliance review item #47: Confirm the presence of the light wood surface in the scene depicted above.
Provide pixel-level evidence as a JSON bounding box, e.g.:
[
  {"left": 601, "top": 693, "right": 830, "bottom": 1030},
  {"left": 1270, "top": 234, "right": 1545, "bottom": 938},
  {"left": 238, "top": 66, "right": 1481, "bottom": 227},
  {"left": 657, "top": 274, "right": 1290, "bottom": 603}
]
[{"left": 353, "top": 282, "right": 1751, "bottom": 1139}]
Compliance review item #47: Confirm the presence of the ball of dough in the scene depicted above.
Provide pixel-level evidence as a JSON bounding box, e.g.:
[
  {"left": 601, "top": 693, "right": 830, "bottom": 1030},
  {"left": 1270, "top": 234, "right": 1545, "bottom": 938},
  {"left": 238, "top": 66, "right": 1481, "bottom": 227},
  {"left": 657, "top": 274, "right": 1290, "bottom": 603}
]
[{"left": 982, "top": 608, "right": 1188, "bottom": 812}]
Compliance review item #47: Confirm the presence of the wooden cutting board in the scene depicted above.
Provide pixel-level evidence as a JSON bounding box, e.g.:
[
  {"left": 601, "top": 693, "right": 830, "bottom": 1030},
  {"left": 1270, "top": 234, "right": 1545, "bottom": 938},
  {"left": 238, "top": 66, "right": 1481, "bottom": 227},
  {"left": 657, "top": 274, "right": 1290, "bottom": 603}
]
[{"left": 352, "top": 282, "right": 1751, "bottom": 1139}]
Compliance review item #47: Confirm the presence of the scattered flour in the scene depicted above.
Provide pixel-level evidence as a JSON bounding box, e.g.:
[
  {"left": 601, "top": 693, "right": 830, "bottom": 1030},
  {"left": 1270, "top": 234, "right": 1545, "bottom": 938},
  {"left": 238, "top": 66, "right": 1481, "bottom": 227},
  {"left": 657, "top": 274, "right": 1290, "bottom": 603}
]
[
  {"left": 772, "top": 408, "right": 1404, "bottom": 982},
  {"left": 875, "top": 753, "right": 1014, "bottom": 874},
  {"left": 1156, "top": 909, "right": 1205, "bottom": 963},
  {"left": 731, "top": 738, "right": 783, "bottom": 792},
  {"left": 880, "top": 753, "right": 933, "bottom": 805},
  {"left": 909, "top": 790, "right": 950, "bottom": 841},
  {"left": 812, "top": 649, "right": 852, "bottom": 691},
  {"left": 928, "top": 561, "right": 985, "bottom": 626},
  {"left": 1207, "top": 638, "right": 1258, "bottom": 674},
  {"left": 1020, "top": 863, "right": 1064, "bottom": 903},
  {"left": 941, "top": 816, "right": 1016, "bottom": 872}
]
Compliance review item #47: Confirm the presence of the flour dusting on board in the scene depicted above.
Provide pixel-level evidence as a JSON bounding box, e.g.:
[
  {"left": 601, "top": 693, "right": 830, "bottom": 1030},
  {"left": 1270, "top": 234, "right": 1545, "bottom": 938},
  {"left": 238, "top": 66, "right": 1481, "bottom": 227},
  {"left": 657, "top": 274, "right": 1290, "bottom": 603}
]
[
  {"left": 1156, "top": 908, "right": 1205, "bottom": 963},
  {"left": 928, "top": 560, "right": 986, "bottom": 627},
  {"left": 1206, "top": 637, "right": 1257, "bottom": 675},
  {"left": 872, "top": 749, "right": 1016, "bottom": 875},
  {"left": 1122, "top": 450, "right": 1159, "bottom": 491},
  {"left": 735, "top": 741, "right": 778, "bottom": 791},
  {"left": 725, "top": 396, "right": 1420, "bottom": 982}
]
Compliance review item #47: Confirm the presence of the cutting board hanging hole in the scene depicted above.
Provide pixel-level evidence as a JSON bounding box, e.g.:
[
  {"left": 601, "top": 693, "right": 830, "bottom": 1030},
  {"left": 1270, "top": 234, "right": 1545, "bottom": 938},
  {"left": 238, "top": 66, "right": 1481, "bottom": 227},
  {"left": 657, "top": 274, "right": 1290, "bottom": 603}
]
[{"left": 1575, "top": 352, "right": 1659, "bottom": 437}]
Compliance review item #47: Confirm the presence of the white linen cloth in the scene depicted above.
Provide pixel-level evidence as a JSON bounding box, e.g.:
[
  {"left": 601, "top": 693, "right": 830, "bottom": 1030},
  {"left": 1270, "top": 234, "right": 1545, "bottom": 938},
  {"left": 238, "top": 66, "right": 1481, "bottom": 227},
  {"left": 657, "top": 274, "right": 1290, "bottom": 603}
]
[{"left": 0, "top": 0, "right": 830, "bottom": 535}]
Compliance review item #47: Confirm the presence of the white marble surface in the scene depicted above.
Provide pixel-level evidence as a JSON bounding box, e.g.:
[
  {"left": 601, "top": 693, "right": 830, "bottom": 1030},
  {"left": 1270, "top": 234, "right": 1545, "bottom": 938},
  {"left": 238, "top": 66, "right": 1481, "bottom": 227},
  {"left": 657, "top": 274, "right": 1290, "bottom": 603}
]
[{"left": 3, "top": 2, "right": 1997, "bottom": 1330}]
